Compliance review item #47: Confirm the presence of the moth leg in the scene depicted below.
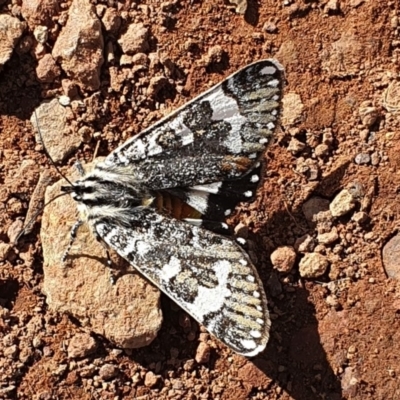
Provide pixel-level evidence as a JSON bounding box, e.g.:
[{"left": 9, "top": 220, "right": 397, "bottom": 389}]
[
  {"left": 93, "top": 231, "right": 120, "bottom": 284},
  {"left": 94, "top": 231, "right": 112, "bottom": 266},
  {"left": 74, "top": 161, "right": 85, "bottom": 177},
  {"left": 62, "top": 219, "right": 84, "bottom": 263}
]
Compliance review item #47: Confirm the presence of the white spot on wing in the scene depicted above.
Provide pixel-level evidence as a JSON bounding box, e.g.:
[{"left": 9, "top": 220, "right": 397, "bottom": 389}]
[
  {"left": 147, "top": 131, "right": 163, "bottom": 156},
  {"left": 181, "top": 131, "right": 194, "bottom": 146},
  {"left": 241, "top": 339, "right": 257, "bottom": 350},
  {"left": 236, "top": 237, "right": 246, "bottom": 245},
  {"left": 268, "top": 79, "right": 280, "bottom": 87},
  {"left": 137, "top": 241, "right": 151, "bottom": 257},
  {"left": 242, "top": 342, "right": 267, "bottom": 357},
  {"left": 250, "top": 330, "right": 262, "bottom": 338},
  {"left": 116, "top": 153, "right": 128, "bottom": 164},
  {"left": 267, "top": 122, "right": 275, "bottom": 130},
  {"left": 207, "top": 87, "right": 240, "bottom": 121},
  {"left": 253, "top": 291, "right": 261, "bottom": 298},
  {"left": 206, "top": 87, "right": 247, "bottom": 154},
  {"left": 191, "top": 181, "right": 222, "bottom": 194},
  {"left": 244, "top": 190, "right": 253, "bottom": 197},
  {"left": 183, "top": 218, "right": 202, "bottom": 226},
  {"left": 250, "top": 174, "right": 259, "bottom": 183},
  {"left": 224, "top": 209, "right": 232, "bottom": 216},
  {"left": 160, "top": 256, "right": 181, "bottom": 281},
  {"left": 184, "top": 260, "right": 232, "bottom": 319},
  {"left": 128, "top": 139, "right": 146, "bottom": 159},
  {"left": 260, "top": 65, "right": 276, "bottom": 75},
  {"left": 247, "top": 275, "right": 255, "bottom": 282},
  {"left": 169, "top": 116, "right": 194, "bottom": 146},
  {"left": 187, "top": 190, "right": 209, "bottom": 214}
]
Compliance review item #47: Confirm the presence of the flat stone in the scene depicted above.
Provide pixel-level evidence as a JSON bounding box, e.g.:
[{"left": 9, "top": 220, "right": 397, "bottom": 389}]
[
  {"left": 52, "top": 0, "right": 104, "bottom": 91},
  {"left": 41, "top": 166, "right": 162, "bottom": 349},
  {"left": 118, "top": 22, "right": 150, "bottom": 54},
  {"left": 382, "top": 234, "right": 400, "bottom": 280},
  {"left": 282, "top": 92, "right": 304, "bottom": 127},
  {"left": 32, "top": 99, "right": 82, "bottom": 163},
  {"left": 0, "top": 15, "right": 26, "bottom": 67}
]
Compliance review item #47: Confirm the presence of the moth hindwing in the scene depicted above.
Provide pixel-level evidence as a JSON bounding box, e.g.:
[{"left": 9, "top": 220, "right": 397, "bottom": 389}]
[{"left": 61, "top": 59, "right": 284, "bottom": 356}]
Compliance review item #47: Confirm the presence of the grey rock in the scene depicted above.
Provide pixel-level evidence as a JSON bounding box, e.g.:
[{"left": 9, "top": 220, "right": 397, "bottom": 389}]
[
  {"left": 32, "top": 99, "right": 82, "bottom": 163},
  {"left": 41, "top": 166, "right": 163, "bottom": 349}
]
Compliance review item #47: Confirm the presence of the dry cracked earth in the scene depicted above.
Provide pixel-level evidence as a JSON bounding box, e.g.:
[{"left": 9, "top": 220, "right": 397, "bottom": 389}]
[{"left": 1, "top": 0, "right": 400, "bottom": 399}]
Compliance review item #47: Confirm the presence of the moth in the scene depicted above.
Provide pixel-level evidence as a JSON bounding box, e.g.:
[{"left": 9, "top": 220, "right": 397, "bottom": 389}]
[{"left": 58, "top": 59, "right": 284, "bottom": 357}]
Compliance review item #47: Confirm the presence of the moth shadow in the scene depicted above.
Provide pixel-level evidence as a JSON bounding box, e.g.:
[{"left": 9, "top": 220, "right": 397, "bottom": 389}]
[
  {"left": 0, "top": 53, "right": 41, "bottom": 118},
  {"left": 255, "top": 277, "right": 343, "bottom": 400},
  {"left": 245, "top": 161, "right": 350, "bottom": 399},
  {"left": 244, "top": 0, "right": 259, "bottom": 26},
  {"left": 67, "top": 252, "right": 133, "bottom": 281}
]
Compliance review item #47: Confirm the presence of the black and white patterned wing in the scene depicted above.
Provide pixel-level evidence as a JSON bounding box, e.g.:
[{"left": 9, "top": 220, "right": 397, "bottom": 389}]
[
  {"left": 163, "top": 162, "right": 264, "bottom": 225},
  {"left": 95, "top": 208, "right": 270, "bottom": 357},
  {"left": 103, "top": 59, "right": 284, "bottom": 190}
]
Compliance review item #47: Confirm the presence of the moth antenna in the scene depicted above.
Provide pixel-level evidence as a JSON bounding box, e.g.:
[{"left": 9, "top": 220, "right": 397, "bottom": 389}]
[
  {"left": 14, "top": 192, "right": 69, "bottom": 243},
  {"left": 33, "top": 110, "right": 75, "bottom": 187},
  {"left": 61, "top": 219, "right": 84, "bottom": 263},
  {"left": 16, "top": 111, "right": 77, "bottom": 243}
]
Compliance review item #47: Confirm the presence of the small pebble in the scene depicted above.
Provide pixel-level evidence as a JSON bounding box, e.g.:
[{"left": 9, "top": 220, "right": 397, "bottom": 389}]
[
  {"left": 287, "top": 138, "right": 306, "bottom": 154},
  {"left": 99, "top": 364, "right": 118, "bottom": 381},
  {"left": 270, "top": 246, "right": 296, "bottom": 273},
  {"left": 382, "top": 234, "right": 400, "bottom": 279},
  {"left": 315, "top": 143, "right": 329, "bottom": 157},
  {"left": 67, "top": 333, "right": 97, "bottom": 359},
  {"left": 352, "top": 211, "right": 368, "bottom": 224},
  {"left": 299, "top": 253, "right": 329, "bottom": 278},
  {"left": 262, "top": 21, "right": 278, "bottom": 33},
  {"left": 58, "top": 95, "right": 71, "bottom": 107},
  {"left": 330, "top": 189, "right": 355, "bottom": 217},
  {"left": 195, "top": 342, "right": 211, "bottom": 364},
  {"left": 33, "top": 25, "right": 48, "bottom": 44},
  {"left": 354, "top": 153, "right": 371, "bottom": 165},
  {"left": 326, "top": 294, "right": 339, "bottom": 308},
  {"left": 294, "top": 234, "right": 316, "bottom": 253},
  {"left": 302, "top": 197, "right": 330, "bottom": 223},
  {"left": 370, "top": 152, "right": 380, "bottom": 166},
  {"left": 317, "top": 227, "right": 339, "bottom": 245},
  {"left": 144, "top": 371, "right": 160, "bottom": 388}
]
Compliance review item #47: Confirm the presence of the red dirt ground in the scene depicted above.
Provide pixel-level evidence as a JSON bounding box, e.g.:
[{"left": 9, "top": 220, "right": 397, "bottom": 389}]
[{"left": 1, "top": 1, "right": 400, "bottom": 399}]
